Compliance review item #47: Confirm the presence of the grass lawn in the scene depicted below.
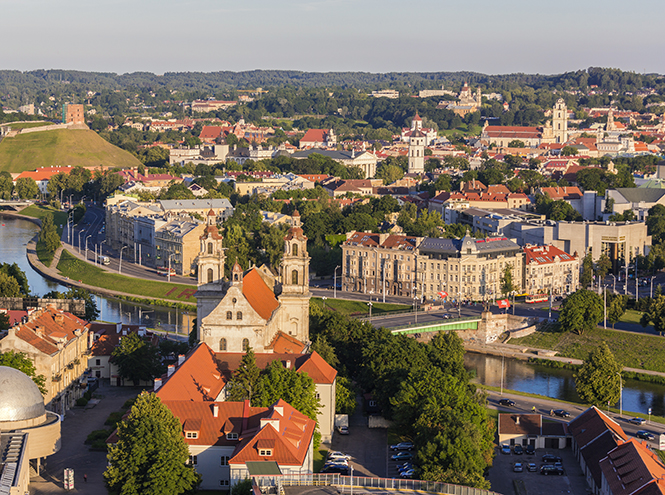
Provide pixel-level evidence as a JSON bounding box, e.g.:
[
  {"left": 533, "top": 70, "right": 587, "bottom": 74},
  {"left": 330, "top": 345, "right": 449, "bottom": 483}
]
[
  {"left": 311, "top": 297, "right": 410, "bottom": 316},
  {"left": 0, "top": 129, "right": 141, "bottom": 173},
  {"left": 313, "top": 447, "right": 328, "bottom": 472},
  {"left": 7, "top": 122, "right": 53, "bottom": 130},
  {"left": 36, "top": 240, "right": 54, "bottom": 267},
  {"left": 20, "top": 205, "right": 68, "bottom": 234},
  {"left": 619, "top": 309, "right": 645, "bottom": 325},
  {"left": 57, "top": 250, "right": 198, "bottom": 303},
  {"left": 511, "top": 326, "right": 665, "bottom": 372}
]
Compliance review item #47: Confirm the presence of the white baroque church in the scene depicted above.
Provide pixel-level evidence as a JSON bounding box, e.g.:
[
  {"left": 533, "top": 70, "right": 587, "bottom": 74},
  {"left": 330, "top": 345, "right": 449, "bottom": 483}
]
[{"left": 194, "top": 209, "right": 311, "bottom": 353}]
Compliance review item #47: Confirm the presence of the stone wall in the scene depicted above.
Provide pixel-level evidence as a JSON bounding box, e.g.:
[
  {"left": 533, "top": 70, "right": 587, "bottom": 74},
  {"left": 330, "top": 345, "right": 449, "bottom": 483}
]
[{"left": 0, "top": 298, "right": 86, "bottom": 317}]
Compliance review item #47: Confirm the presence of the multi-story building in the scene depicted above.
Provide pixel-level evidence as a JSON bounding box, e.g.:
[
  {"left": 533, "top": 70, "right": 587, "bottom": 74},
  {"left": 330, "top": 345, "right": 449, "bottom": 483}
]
[
  {"left": 159, "top": 198, "right": 234, "bottom": 221},
  {"left": 523, "top": 244, "right": 579, "bottom": 296},
  {"left": 0, "top": 307, "right": 91, "bottom": 415},
  {"left": 106, "top": 199, "right": 163, "bottom": 252},
  {"left": 417, "top": 236, "right": 523, "bottom": 302},
  {"left": 154, "top": 216, "right": 206, "bottom": 276},
  {"left": 341, "top": 232, "right": 420, "bottom": 298}
]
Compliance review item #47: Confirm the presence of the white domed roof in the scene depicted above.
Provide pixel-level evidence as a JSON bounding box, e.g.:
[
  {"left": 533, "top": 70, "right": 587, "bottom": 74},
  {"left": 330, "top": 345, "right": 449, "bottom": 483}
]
[{"left": 0, "top": 366, "right": 45, "bottom": 422}]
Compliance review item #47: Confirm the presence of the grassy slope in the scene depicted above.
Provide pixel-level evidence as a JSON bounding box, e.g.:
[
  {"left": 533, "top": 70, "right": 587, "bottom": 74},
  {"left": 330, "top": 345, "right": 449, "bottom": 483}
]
[
  {"left": 511, "top": 326, "right": 665, "bottom": 372},
  {"left": 20, "top": 205, "right": 68, "bottom": 233},
  {"left": 6, "top": 122, "right": 53, "bottom": 130},
  {"left": 0, "top": 129, "right": 141, "bottom": 173},
  {"left": 311, "top": 297, "right": 410, "bottom": 316},
  {"left": 56, "top": 250, "right": 198, "bottom": 303}
]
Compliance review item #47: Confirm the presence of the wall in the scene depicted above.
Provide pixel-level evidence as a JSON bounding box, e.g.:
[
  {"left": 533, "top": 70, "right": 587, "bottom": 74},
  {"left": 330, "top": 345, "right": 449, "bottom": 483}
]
[{"left": 0, "top": 298, "right": 85, "bottom": 316}]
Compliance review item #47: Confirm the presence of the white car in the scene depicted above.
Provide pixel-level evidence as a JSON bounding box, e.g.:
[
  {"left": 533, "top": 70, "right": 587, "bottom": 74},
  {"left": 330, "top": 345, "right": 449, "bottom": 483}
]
[{"left": 328, "top": 451, "right": 351, "bottom": 461}]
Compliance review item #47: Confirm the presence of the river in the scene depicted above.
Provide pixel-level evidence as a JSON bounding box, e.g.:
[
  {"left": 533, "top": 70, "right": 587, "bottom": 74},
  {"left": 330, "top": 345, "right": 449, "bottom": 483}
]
[
  {"left": 0, "top": 216, "right": 193, "bottom": 336},
  {"left": 465, "top": 352, "right": 665, "bottom": 417}
]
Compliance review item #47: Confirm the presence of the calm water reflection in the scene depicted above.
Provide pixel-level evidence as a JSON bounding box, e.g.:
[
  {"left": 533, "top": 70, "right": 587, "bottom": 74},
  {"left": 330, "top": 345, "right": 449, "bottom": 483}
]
[
  {"left": 465, "top": 352, "right": 665, "bottom": 417},
  {"left": 0, "top": 216, "right": 193, "bottom": 335}
]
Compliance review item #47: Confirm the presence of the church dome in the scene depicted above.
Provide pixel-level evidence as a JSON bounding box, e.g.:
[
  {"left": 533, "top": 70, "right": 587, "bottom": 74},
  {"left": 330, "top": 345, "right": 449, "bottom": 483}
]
[{"left": 0, "top": 366, "right": 46, "bottom": 423}]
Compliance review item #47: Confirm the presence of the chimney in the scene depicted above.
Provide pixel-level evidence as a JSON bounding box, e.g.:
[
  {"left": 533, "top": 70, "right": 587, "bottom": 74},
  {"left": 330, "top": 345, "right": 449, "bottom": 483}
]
[
  {"left": 154, "top": 378, "right": 162, "bottom": 391},
  {"left": 213, "top": 404, "right": 219, "bottom": 418},
  {"left": 515, "top": 416, "right": 520, "bottom": 425},
  {"left": 54, "top": 314, "right": 65, "bottom": 324},
  {"left": 167, "top": 364, "right": 175, "bottom": 377},
  {"left": 178, "top": 354, "right": 185, "bottom": 366}
]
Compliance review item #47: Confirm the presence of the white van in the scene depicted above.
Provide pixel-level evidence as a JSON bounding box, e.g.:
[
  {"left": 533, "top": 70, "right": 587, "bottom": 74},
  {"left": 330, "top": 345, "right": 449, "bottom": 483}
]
[{"left": 100, "top": 256, "right": 111, "bottom": 266}]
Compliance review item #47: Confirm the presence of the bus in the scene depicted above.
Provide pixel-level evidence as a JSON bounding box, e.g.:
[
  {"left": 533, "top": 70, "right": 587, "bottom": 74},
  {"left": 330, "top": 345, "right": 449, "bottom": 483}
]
[{"left": 526, "top": 294, "right": 548, "bottom": 304}]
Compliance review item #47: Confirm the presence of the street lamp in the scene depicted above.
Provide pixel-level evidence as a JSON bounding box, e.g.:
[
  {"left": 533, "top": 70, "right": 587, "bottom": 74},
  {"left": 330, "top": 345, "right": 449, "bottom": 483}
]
[
  {"left": 603, "top": 285, "right": 607, "bottom": 330},
  {"left": 334, "top": 265, "right": 340, "bottom": 299},
  {"left": 367, "top": 301, "right": 373, "bottom": 321},
  {"left": 321, "top": 296, "right": 327, "bottom": 311},
  {"left": 651, "top": 276, "right": 657, "bottom": 298},
  {"left": 85, "top": 235, "right": 92, "bottom": 261},
  {"left": 610, "top": 274, "right": 616, "bottom": 294},
  {"left": 616, "top": 372, "right": 623, "bottom": 418},
  {"left": 413, "top": 296, "right": 419, "bottom": 324},
  {"left": 99, "top": 240, "right": 106, "bottom": 266},
  {"left": 78, "top": 230, "right": 85, "bottom": 254},
  {"left": 119, "top": 246, "right": 128, "bottom": 274},
  {"left": 500, "top": 350, "right": 505, "bottom": 396},
  {"left": 168, "top": 253, "right": 175, "bottom": 282}
]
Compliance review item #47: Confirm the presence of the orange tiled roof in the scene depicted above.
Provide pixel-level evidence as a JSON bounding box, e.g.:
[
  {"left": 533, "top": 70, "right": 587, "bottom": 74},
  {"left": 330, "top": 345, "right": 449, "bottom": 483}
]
[
  {"left": 301, "top": 129, "right": 329, "bottom": 144},
  {"left": 156, "top": 344, "right": 226, "bottom": 402},
  {"left": 295, "top": 351, "right": 337, "bottom": 384},
  {"left": 266, "top": 331, "right": 308, "bottom": 354},
  {"left": 16, "top": 166, "right": 74, "bottom": 182},
  {"left": 242, "top": 268, "right": 279, "bottom": 321},
  {"left": 14, "top": 307, "right": 88, "bottom": 356}
]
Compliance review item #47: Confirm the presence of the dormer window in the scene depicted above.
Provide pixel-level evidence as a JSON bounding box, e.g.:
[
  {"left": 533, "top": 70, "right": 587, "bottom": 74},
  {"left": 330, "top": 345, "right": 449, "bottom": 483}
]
[
  {"left": 226, "top": 432, "right": 238, "bottom": 440},
  {"left": 259, "top": 449, "right": 273, "bottom": 457},
  {"left": 185, "top": 431, "right": 198, "bottom": 439}
]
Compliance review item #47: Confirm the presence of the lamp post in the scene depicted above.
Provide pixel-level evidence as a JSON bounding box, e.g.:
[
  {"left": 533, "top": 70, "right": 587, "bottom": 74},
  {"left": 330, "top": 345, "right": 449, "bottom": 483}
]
[
  {"left": 500, "top": 350, "right": 505, "bottom": 396},
  {"left": 85, "top": 235, "right": 91, "bottom": 261},
  {"left": 603, "top": 285, "right": 607, "bottom": 330},
  {"left": 610, "top": 274, "right": 616, "bottom": 294},
  {"left": 616, "top": 372, "right": 623, "bottom": 418},
  {"left": 367, "top": 301, "right": 373, "bottom": 322},
  {"left": 78, "top": 230, "right": 85, "bottom": 254},
  {"left": 119, "top": 246, "right": 128, "bottom": 274},
  {"left": 457, "top": 291, "right": 462, "bottom": 318},
  {"left": 321, "top": 296, "right": 327, "bottom": 311},
  {"left": 413, "top": 296, "right": 419, "bottom": 324},
  {"left": 512, "top": 290, "right": 516, "bottom": 315},
  {"left": 168, "top": 253, "right": 175, "bottom": 282},
  {"left": 99, "top": 240, "right": 106, "bottom": 266},
  {"left": 334, "top": 265, "right": 340, "bottom": 299},
  {"left": 651, "top": 276, "right": 657, "bottom": 298}
]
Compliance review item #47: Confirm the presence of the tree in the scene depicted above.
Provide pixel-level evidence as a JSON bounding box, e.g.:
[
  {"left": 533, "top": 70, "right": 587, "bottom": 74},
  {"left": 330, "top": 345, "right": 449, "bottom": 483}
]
[
  {"left": 640, "top": 295, "right": 665, "bottom": 335},
  {"left": 507, "top": 140, "right": 525, "bottom": 148},
  {"left": 111, "top": 333, "right": 161, "bottom": 385},
  {"left": 0, "top": 272, "right": 21, "bottom": 297},
  {"left": 376, "top": 164, "right": 404, "bottom": 185},
  {"left": 335, "top": 376, "right": 357, "bottom": 415},
  {"left": 559, "top": 289, "right": 603, "bottom": 335},
  {"left": 501, "top": 264, "right": 515, "bottom": 296},
  {"left": 226, "top": 347, "right": 261, "bottom": 402},
  {"left": 574, "top": 342, "right": 622, "bottom": 406},
  {"left": 310, "top": 335, "right": 339, "bottom": 368},
  {"left": 66, "top": 288, "right": 100, "bottom": 321},
  {"left": 0, "top": 171, "right": 13, "bottom": 199},
  {"left": 0, "top": 263, "right": 30, "bottom": 296},
  {"left": 104, "top": 392, "right": 201, "bottom": 495},
  {"left": 39, "top": 213, "right": 61, "bottom": 254},
  {"left": 581, "top": 252, "right": 593, "bottom": 289},
  {"left": 606, "top": 293, "right": 627, "bottom": 329},
  {"left": 15, "top": 177, "right": 39, "bottom": 199},
  {"left": 595, "top": 254, "right": 612, "bottom": 281},
  {"left": 561, "top": 146, "right": 578, "bottom": 156},
  {"left": 0, "top": 350, "right": 47, "bottom": 394}
]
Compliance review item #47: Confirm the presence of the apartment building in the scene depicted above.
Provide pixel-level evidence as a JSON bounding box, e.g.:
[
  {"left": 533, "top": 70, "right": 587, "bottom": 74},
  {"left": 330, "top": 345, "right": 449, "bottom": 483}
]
[
  {"left": 154, "top": 216, "right": 206, "bottom": 276},
  {"left": 0, "top": 307, "right": 91, "bottom": 415},
  {"left": 341, "top": 232, "right": 420, "bottom": 298},
  {"left": 524, "top": 244, "right": 579, "bottom": 296},
  {"left": 417, "top": 236, "right": 523, "bottom": 301}
]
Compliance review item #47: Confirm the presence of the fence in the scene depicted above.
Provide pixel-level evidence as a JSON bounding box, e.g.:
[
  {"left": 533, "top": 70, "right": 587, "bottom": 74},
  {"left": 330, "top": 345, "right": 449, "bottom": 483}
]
[{"left": 257, "top": 473, "right": 500, "bottom": 495}]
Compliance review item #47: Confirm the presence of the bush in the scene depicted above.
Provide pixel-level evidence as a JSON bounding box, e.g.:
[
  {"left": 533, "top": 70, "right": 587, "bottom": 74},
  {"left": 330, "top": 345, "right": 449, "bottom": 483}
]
[
  {"left": 76, "top": 397, "right": 89, "bottom": 407},
  {"left": 122, "top": 398, "right": 136, "bottom": 410},
  {"left": 91, "top": 439, "right": 109, "bottom": 451},
  {"left": 84, "top": 391, "right": 92, "bottom": 400},
  {"left": 86, "top": 429, "right": 111, "bottom": 445},
  {"left": 105, "top": 411, "right": 124, "bottom": 427}
]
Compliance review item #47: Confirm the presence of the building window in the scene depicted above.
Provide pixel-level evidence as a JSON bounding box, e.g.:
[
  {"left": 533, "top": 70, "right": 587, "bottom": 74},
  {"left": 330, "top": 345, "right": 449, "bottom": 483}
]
[
  {"left": 293, "top": 244, "right": 298, "bottom": 256},
  {"left": 291, "top": 270, "right": 299, "bottom": 285},
  {"left": 226, "top": 311, "right": 232, "bottom": 320},
  {"left": 220, "top": 480, "right": 229, "bottom": 486},
  {"left": 207, "top": 268, "right": 214, "bottom": 284},
  {"left": 188, "top": 455, "right": 197, "bottom": 466},
  {"left": 95, "top": 359, "right": 101, "bottom": 366},
  {"left": 208, "top": 243, "right": 213, "bottom": 254},
  {"left": 242, "top": 339, "right": 249, "bottom": 351},
  {"left": 237, "top": 311, "right": 242, "bottom": 320},
  {"left": 221, "top": 456, "right": 230, "bottom": 466},
  {"left": 220, "top": 338, "right": 227, "bottom": 351},
  {"left": 259, "top": 449, "right": 273, "bottom": 457},
  {"left": 185, "top": 431, "right": 198, "bottom": 439},
  {"left": 226, "top": 432, "right": 239, "bottom": 440}
]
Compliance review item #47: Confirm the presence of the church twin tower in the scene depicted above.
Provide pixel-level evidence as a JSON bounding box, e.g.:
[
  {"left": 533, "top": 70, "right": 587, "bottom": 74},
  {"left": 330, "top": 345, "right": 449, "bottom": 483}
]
[{"left": 194, "top": 209, "right": 311, "bottom": 353}]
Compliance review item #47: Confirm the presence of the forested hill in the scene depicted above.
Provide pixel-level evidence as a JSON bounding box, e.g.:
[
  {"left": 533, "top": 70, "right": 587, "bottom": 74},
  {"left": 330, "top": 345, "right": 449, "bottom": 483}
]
[{"left": 1, "top": 67, "right": 663, "bottom": 93}]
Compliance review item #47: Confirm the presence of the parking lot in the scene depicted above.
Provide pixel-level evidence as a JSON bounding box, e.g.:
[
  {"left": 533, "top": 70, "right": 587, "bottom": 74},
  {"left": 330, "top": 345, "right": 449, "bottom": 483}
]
[{"left": 488, "top": 445, "right": 590, "bottom": 495}]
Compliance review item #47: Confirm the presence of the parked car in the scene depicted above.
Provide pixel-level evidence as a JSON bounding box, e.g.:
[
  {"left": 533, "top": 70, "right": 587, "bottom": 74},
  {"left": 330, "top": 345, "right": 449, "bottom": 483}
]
[
  {"left": 391, "top": 451, "right": 413, "bottom": 461},
  {"left": 499, "top": 399, "right": 516, "bottom": 407},
  {"left": 540, "top": 464, "right": 564, "bottom": 476},
  {"left": 390, "top": 442, "right": 414, "bottom": 451},
  {"left": 636, "top": 430, "right": 655, "bottom": 441},
  {"left": 542, "top": 454, "right": 562, "bottom": 463},
  {"left": 513, "top": 445, "right": 523, "bottom": 455},
  {"left": 501, "top": 444, "right": 511, "bottom": 455},
  {"left": 400, "top": 469, "right": 415, "bottom": 478},
  {"left": 527, "top": 463, "right": 537, "bottom": 472},
  {"left": 336, "top": 425, "right": 349, "bottom": 435},
  {"left": 328, "top": 451, "right": 351, "bottom": 461},
  {"left": 321, "top": 464, "right": 348, "bottom": 474},
  {"left": 628, "top": 417, "right": 646, "bottom": 425},
  {"left": 552, "top": 409, "right": 571, "bottom": 418},
  {"left": 525, "top": 444, "right": 535, "bottom": 455},
  {"left": 442, "top": 313, "right": 452, "bottom": 319},
  {"left": 397, "top": 463, "right": 413, "bottom": 473},
  {"left": 325, "top": 459, "right": 349, "bottom": 467},
  {"left": 513, "top": 462, "right": 523, "bottom": 472}
]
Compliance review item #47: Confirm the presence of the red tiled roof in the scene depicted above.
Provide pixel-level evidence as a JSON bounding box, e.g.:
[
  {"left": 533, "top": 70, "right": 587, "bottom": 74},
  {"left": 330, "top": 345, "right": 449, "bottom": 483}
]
[
  {"left": 294, "top": 351, "right": 337, "bottom": 385},
  {"left": 13, "top": 307, "right": 89, "bottom": 356},
  {"left": 242, "top": 268, "right": 279, "bottom": 321},
  {"left": 525, "top": 244, "right": 577, "bottom": 266},
  {"left": 540, "top": 186, "right": 583, "bottom": 200},
  {"left": 266, "top": 331, "right": 308, "bottom": 354},
  {"left": 157, "top": 344, "right": 226, "bottom": 402},
  {"left": 199, "top": 126, "right": 222, "bottom": 140},
  {"left": 16, "top": 166, "right": 74, "bottom": 182},
  {"left": 600, "top": 439, "right": 665, "bottom": 495},
  {"left": 485, "top": 126, "right": 540, "bottom": 139},
  {"left": 343, "top": 232, "right": 380, "bottom": 247},
  {"left": 301, "top": 129, "right": 329, "bottom": 144}
]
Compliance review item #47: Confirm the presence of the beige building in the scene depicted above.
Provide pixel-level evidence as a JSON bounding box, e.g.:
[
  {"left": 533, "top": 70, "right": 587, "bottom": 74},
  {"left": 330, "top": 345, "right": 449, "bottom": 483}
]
[
  {"left": 498, "top": 414, "right": 567, "bottom": 450},
  {"left": 195, "top": 211, "right": 311, "bottom": 353},
  {"left": 341, "top": 232, "right": 421, "bottom": 298},
  {"left": 417, "top": 236, "right": 524, "bottom": 302},
  {"left": 0, "top": 367, "right": 62, "bottom": 493},
  {"left": 524, "top": 244, "right": 579, "bottom": 295},
  {"left": 0, "top": 307, "right": 90, "bottom": 415},
  {"left": 155, "top": 216, "right": 206, "bottom": 276}
]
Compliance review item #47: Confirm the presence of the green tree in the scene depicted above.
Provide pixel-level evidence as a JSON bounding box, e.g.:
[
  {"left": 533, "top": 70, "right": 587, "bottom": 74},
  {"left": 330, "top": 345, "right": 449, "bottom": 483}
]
[
  {"left": 561, "top": 146, "right": 578, "bottom": 156},
  {"left": 0, "top": 350, "right": 47, "bottom": 394},
  {"left": 15, "top": 177, "right": 39, "bottom": 199},
  {"left": 501, "top": 264, "right": 515, "bottom": 296},
  {"left": 507, "top": 140, "right": 525, "bottom": 148},
  {"left": 376, "top": 164, "right": 404, "bottom": 185},
  {"left": 104, "top": 392, "right": 201, "bottom": 495},
  {"left": 574, "top": 342, "right": 622, "bottom": 406},
  {"left": 606, "top": 293, "right": 627, "bottom": 329},
  {"left": 640, "top": 295, "right": 665, "bottom": 335},
  {"left": 310, "top": 335, "right": 339, "bottom": 368},
  {"left": 0, "top": 263, "right": 30, "bottom": 296},
  {"left": 559, "top": 289, "right": 603, "bottom": 335},
  {"left": 0, "top": 272, "right": 21, "bottom": 297},
  {"left": 335, "top": 376, "right": 357, "bottom": 415},
  {"left": 595, "top": 254, "right": 612, "bottom": 281},
  {"left": 581, "top": 252, "right": 593, "bottom": 289},
  {"left": 111, "top": 333, "right": 161, "bottom": 385},
  {"left": 0, "top": 312, "right": 9, "bottom": 330},
  {"left": 226, "top": 347, "right": 261, "bottom": 402},
  {"left": 39, "top": 213, "right": 61, "bottom": 254},
  {"left": 0, "top": 171, "right": 13, "bottom": 199}
]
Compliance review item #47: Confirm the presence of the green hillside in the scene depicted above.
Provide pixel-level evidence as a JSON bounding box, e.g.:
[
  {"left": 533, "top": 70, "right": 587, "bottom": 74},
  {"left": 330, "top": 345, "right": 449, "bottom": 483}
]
[{"left": 0, "top": 129, "right": 142, "bottom": 173}]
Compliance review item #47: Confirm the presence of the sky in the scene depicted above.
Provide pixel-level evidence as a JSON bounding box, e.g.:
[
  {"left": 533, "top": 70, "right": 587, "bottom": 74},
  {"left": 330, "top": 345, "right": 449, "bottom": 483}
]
[{"left": 1, "top": 0, "right": 664, "bottom": 76}]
